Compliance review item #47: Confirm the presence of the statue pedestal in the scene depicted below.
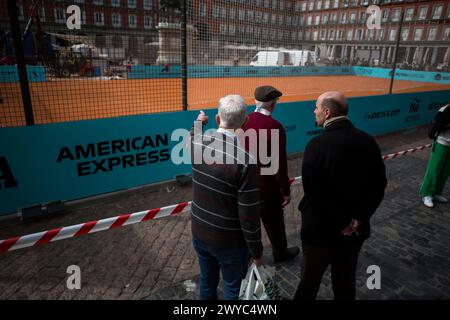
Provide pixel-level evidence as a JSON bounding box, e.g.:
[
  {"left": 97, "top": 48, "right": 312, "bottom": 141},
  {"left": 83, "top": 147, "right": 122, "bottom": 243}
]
[{"left": 156, "top": 22, "right": 194, "bottom": 65}]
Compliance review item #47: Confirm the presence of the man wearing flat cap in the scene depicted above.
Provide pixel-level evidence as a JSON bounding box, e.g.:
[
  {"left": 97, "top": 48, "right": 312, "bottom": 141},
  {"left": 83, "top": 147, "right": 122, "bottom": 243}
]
[{"left": 242, "top": 85, "right": 300, "bottom": 263}]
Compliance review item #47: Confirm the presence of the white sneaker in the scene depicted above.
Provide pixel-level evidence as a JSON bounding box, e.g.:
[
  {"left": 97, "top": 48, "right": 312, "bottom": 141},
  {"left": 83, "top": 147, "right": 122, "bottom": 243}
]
[
  {"left": 434, "top": 195, "right": 448, "bottom": 203},
  {"left": 422, "top": 196, "right": 434, "bottom": 208}
]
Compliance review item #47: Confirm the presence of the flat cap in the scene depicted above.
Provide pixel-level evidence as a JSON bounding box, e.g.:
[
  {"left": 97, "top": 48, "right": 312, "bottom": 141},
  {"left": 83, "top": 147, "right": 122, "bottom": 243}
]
[{"left": 254, "top": 85, "right": 282, "bottom": 102}]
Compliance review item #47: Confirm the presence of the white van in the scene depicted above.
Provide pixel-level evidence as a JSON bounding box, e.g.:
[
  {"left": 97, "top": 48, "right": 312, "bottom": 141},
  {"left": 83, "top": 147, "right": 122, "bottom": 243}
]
[{"left": 250, "top": 50, "right": 316, "bottom": 66}]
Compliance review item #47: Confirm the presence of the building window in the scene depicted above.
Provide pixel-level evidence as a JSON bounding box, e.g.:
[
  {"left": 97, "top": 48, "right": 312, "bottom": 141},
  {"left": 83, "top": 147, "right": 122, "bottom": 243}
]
[
  {"left": 199, "top": 3, "right": 206, "bottom": 17},
  {"left": 392, "top": 9, "right": 400, "bottom": 22},
  {"left": 316, "top": 0, "right": 322, "bottom": 10},
  {"left": 229, "top": 25, "right": 235, "bottom": 36},
  {"left": 405, "top": 8, "right": 414, "bottom": 21},
  {"left": 340, "top": 12, "right": 346, "bottom": 24},
  {"left": 221, "top": 7, "right": 227, "bottom": 19},
  {"left": 94, "top": 12, "right": 104, "bottom": 26},
  {"left": 111, "top": 0, "right": 120, "bottom": 7},
  {"left": 256, "top": 12, "right": 262, "bottom": 23},
  {"left": 359, "top": 11, "right": 366, "bottom": 24},
  {"left": 418, "top": 6, "right": 428, "bottom": 20},
  {"left": 129, "top": 15, "right": 137, "bottom": 28},
  {"left": 382, "top": 9, "right": 389, "bottom": 22},
  {"left": 144, "top": 16, "right": 152, "bottom": 29},
  {"left": 427, "top": 27, "right": 437, "bottom": 40},
  {"left": 248, "top": 10, "right": 254, "bottom": 21},
  {"left": 112, "top": 13, "right": 121, "bottom": 27},
  {"left": 324, "top": 0, "right": 330, "bottom": 9},
  {"left": 228, "top": 8, "right": 236, "bottom": 20},
  {"left": 263, "top": 12, "right": 269, "bottom": 23},
  {"left": 444, "top": 27, "right": 450, "bottom": 40},
  {"left": 356, "top": 29, "right": 363, "bottom": 40},
  {"left": 143, "top": 0, "right": 152, "bottom": 10},
  {"left": 238, "top": 9, "right": 245, "bottom": 21},
  {"left": 350, "top": 12, "right": 356, "bottom": 23},
  {"left": 333, "top": 0, "right": 339, "bottom": 9},
  {"left": 320, "top": 30, "right": 327, "bottom": 40},
  {"left": 401, "top": 28, "right": 409, "bottom": 41},
  {"left": 39, "top": 6, "right": 45, "bottom": 22},
  {"left": 432, "top": 5, "right": 443, "bottom": 19},
  {"left": 329, "top": 29, "right": 335, "bottom": 40},
  {"left": 128, "top": 0, "right": 136, "bottom": 9},
  {"left": 219, "top": 24, "right": 226, "bottom": 35},
  {"left": 307, "top": 15, "right": 312, "bottom": 25},
  {"left": 300, "top": 1, "right": 306, "bottom": 11},
  {"left": 280, "top": 1, "right": 285, "bottom": 10},
  {"left": 212, "top": 6, "right": 219, "bottom": 18},
  {"left": 264, "top": 0, "right": 270, "bottom": 9},
  {"left": 378, "top": 29, "right": 384, "bottom": 40},
  {"left": 322, "top": 14, "right": 329, "bottom": 24},
  {"left": 346, "top": 29, "right": 353, "bottom": 40},
  {"left": 414, "top": 28, "right": 423, "bottom": 41},
  {"left": 93, "top": 0, "right": 103, "bottom": 5},
  {"left": 389, "top": 28, "right": 397, "bottom": 41},
  {"left": 18, "top": 5, "right": 24, "bottom": 21},
  {"left": 273, "top": 0, "right": 278, "bottom": 10},
  {"left": 314, "top": 15, "right": 320, "bottom": 25},
  {"left": 54, "top": 8, "right": 66, "bottom": 23},
  {"left": 331, "top": 13, "right": 337, "bottom": 22}
]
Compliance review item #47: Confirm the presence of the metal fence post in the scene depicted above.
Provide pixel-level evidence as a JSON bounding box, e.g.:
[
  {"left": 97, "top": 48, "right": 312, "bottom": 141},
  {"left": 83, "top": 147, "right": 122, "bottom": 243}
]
[
  {"left": 389, "top": 8, "right": 404, "bottom": 95},
  {"left": 181, "top": 0, "right": 188, "bottom": 111},
  {"left": 7, "top": 0, "right": 35, "bottom": 125}
]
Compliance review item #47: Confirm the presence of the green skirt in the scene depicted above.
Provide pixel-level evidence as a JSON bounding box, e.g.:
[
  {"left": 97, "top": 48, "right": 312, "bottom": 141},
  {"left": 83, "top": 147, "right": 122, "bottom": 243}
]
[{"left": 419, "top": 142, "right": 450, "bottom": 197}]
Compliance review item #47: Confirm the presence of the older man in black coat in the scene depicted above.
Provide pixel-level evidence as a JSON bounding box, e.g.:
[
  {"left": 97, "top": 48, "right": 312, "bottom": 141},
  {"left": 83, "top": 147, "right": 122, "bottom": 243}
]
[{"left": 294, "top": 91, "right": 387, "bottom": 300}]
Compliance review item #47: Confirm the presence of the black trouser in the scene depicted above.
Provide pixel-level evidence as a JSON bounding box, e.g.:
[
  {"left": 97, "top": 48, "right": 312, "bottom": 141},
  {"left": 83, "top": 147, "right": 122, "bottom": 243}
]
[
  {"left": 293, "top": 241, "right": 364, "bottom": 300},
  {"left": 260, "top": 196, "right": 288, "bottom": 258}
]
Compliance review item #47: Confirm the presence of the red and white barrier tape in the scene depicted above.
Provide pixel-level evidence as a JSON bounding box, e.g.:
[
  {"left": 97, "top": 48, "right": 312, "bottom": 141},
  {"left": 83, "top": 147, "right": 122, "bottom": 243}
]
[
  {"left": 382, "top": 143, "right": 431, "bottom": 160},
  {"left": 0, "top": 143, "right": 431, "bottom": 254},
  {"left": 0, "top": 202, "right": 190, "bottom": 254}
]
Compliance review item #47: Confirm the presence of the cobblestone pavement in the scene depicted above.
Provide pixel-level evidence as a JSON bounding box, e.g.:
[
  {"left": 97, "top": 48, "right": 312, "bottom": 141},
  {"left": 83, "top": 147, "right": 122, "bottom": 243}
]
[{"left": 0, "top": 125, "right": 448, "bottom": 300}]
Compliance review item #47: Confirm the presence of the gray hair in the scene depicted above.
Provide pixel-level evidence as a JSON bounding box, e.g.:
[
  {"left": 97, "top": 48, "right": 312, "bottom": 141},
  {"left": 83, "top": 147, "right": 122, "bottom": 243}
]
[
  {"left": 218, "top": 95, "right": 247, "bottom": 129},
  {"left": 255, "top": 100, "right": 274, "bottom": 110}
]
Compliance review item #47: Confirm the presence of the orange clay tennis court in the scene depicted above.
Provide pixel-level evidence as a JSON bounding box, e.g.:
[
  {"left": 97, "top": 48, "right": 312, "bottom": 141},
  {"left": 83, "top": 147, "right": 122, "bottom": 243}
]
[{"left": 1, "top": 75, "right": 449, "bottom": 126}]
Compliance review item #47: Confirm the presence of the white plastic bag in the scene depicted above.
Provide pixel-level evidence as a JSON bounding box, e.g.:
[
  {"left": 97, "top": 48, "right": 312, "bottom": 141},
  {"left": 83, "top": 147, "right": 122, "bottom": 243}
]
[{"left": 239, "top": 264, "right": 280, "bottom": 300}]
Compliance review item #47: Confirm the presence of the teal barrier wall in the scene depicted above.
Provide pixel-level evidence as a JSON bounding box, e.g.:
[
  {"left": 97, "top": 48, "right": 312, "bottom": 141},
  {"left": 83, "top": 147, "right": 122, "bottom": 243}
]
[
  {"left": 1, "top": 89, "right": 448, "bottom": 216},
  {"left": 129, "top": 65, "right": 353, "bottom": 79},
  {"left": 129, "top": 65, "right": 450, "bottom": 84},
  {"left": 0, "top": 66, "right": 47, "bottom": 83},
  {"left": 353, "top": 67, "right": 450, "bottom": 84}
]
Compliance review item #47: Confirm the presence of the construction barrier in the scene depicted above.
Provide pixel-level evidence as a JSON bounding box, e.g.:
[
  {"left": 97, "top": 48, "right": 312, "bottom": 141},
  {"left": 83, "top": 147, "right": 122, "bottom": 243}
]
[
  {"left": 0, "top": 90, "right": 448, "bottom": 216},
  {"left": 0, "top": 143, "right": 432, "bottom": 254}
]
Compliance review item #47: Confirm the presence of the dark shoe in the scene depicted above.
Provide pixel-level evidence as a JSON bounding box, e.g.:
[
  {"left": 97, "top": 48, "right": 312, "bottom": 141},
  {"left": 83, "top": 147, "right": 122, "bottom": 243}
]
[{"left": 273, "top": 246, "right": 300, "bottom": 263}]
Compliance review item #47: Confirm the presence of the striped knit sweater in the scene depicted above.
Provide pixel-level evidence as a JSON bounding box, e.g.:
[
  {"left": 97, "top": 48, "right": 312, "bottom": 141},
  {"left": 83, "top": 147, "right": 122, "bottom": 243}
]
[{"left": 190, "top": 122, "right": 263, "bottom": 259}]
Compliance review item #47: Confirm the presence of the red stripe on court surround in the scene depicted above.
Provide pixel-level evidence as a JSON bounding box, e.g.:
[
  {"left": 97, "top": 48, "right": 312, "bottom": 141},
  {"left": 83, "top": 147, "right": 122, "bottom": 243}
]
[
  {"left": 74, "top": 221, "right": 97, "bottom": 237},
  {"left": 171, "top": 202, "right": 188, "bottom": 215},
  {"left": 289, "top": 178, "right": 295, "bottom": 185},
  {"left": 111, "top": 214, "right": 131, "bottom": 228},
  {"left": 36, "top": 228, "right": 63, "bottom": 245},
  {"left": 0, "top": 237, "right": 20, "bottom": 253},
  {"left": 143, "top": 208, "right": 161, "bottom": 221}
]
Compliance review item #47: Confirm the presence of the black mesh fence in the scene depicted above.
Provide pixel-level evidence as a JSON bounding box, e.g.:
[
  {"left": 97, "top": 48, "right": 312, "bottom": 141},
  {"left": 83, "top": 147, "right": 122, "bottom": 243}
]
[{"left": 1, "top": 0, "right": 449, "bottom": 127}]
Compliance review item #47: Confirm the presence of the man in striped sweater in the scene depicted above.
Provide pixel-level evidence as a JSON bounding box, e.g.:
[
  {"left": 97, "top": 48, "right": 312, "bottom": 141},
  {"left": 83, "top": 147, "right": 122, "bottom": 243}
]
[{"left": 190, "top": 95, "right": 263, "bottom": 300}]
